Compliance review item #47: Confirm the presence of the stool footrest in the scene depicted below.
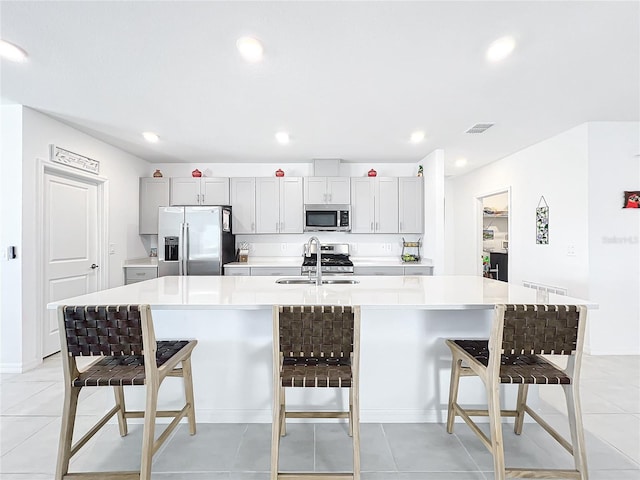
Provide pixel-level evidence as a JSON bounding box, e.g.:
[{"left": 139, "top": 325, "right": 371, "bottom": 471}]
[
  {"left": 278, "top": 474, "right": 355, "bottom": 480},
  {"left": 286, "top": 411, "right": 349, "bottom": 419},
  {"left": 63, "top": 472, "right": 139, "bottom": 479},
  {"left": 505, "top": 468, "right": 581, "bottom": 479}
]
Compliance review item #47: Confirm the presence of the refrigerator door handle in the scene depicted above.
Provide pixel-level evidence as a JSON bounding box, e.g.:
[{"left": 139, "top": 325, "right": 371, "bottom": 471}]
[
  {"left": 178, "top": 222, "right": 185, "bottom": 275},
  {"left": 184, "top": 222, "right": 190, "bottom": 275}
]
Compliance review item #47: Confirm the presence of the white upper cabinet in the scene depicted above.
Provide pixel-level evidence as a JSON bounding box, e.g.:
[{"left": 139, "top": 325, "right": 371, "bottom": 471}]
[
  {"left": 170, "top": 177, "right": 229, "bottom": 205},
  {"left": 304, "top": 177, "right": 350, "bottom": 204},
  {"left": 139, "top": 177, "right": 170, "bottom": 235},
  {"left": 256, "top": 177, "right": 303, "bottom": 234},
  {"left": 350, "top": 177, "right": 398, "bottom": 234},
  {"left": 398, "top": 177, "right": 424, "bottom": 234},
  {"left": 279, "top": 177, "right": 304, "bottom": 233},
  {"left": 230, "top": 177, "right": 256, "bottom": 234}
]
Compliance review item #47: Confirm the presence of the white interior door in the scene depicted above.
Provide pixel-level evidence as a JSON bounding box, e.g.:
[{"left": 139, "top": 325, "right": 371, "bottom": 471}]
[{"left": 43, "top": 172, "right": 99, "bottom": 356}]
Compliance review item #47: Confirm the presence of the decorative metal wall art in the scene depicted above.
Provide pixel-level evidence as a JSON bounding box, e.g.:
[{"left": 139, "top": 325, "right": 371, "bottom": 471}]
[
  {"left": 49, "top": 145, "right": 100, "bottom": 174},
  {"left": 536, "top": 196, "right": 549, "bottom": 244}
]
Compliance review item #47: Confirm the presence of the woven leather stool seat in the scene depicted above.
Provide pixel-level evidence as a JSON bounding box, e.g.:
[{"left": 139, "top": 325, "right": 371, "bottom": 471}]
[
  {"left": 452, "top": 340, "right": 571, "bottom": 385},
  {"left": 445, "top": 304, "right": 588, "bottom": 480},
  {"left": 281, "top": 356, "right": 352, "bottom": 387},
  {"left": 73, "top": 340, "right": 189, "bottom": 387}
]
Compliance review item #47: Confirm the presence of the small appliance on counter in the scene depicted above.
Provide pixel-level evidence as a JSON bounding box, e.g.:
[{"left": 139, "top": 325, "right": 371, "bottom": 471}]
[
  {"left": 302, "top": 243, "right": 354, "bottom": 275},
  {"left": 158, "top": 206, "right": 235, "bottom": 276}
]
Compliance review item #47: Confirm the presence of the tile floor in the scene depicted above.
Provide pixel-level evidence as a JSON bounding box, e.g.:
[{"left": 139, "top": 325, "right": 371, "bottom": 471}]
[{"left": 1, "top": 354, "right": 638, "bottom": 479}]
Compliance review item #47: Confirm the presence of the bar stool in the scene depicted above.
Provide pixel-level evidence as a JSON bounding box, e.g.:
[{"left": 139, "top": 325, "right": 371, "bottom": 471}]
[
  {"left": 445, "top": 304, "right": 588, "bottom": 480},
  {"left": 271, "top": 305, "right": 361, "bottom": 480},
  {"left": 55, "top": 304, "right": 198, "bottom": 480}
]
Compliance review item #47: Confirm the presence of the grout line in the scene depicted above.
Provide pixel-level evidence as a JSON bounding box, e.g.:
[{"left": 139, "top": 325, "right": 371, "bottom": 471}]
[{"left": 378, "top": 423, "right": 400, "bottom": 472}]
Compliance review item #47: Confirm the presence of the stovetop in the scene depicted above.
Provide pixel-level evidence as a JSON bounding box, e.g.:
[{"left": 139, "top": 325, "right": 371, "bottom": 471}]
[{"left": 302, "top": 254, "right": 353, "bottom": 267}]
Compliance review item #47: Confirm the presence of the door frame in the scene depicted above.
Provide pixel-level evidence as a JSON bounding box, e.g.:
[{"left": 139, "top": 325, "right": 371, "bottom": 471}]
[
  {"left": 475, "top": 186, "right": 511, "bottom": 277},
  {"left": 35, "top": 158, "right": 109, "bottom": 359}
]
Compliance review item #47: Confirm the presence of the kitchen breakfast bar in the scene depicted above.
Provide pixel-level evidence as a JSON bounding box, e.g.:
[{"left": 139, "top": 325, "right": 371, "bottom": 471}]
[{"left": 48, "top": 275, "right": 594, "bottom": 423}]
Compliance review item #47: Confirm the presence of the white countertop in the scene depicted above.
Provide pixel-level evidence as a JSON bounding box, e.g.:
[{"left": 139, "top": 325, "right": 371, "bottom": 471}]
[
  {"left": 224, "top": 256, "right": 434, "bottom": 268},
  {"left": 123, "top": 257, "right": 158, "bottom": 268},
  {"left": 48, "top": 275, "right": 595, "bottom": 310}
]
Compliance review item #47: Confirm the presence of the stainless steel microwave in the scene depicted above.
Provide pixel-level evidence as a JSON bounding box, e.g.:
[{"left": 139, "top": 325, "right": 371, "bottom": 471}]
[{"left": 304, "top": 204, "right": 351, "bottom": 232}]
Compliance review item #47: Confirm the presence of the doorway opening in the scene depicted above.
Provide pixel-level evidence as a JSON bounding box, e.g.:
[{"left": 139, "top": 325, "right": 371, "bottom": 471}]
[{"left": 478, "top": 189, "right": 509, "bottom": 282}]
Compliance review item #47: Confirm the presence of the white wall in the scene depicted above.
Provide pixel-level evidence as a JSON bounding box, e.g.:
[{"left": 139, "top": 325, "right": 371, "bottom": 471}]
[
  {"left": 587, "top": 122, "right": 640, "bottom": 354},
  {"left": 422, "top": 150, "right": 445, "bottom": 274},
  {"left": 1, "top": 106, "right": 151, "bottom": 372},
  {"left": 446, "top": 122, "right": 640, "bottom": 354},
  {"left": 0, "top": 106, "right": 24, "bottom": 371}
]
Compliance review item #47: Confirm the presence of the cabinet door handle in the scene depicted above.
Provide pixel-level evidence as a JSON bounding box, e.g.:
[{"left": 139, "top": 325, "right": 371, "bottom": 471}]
[
  {"left": 371, "top": 222, "right": 374, "bottom": 231},
  {"left": 196, "top": 194, "right": 200, "bottom": 203},
  {"left": 201, "top": 194, "right": 205, "bottom": 203},
  {"left": 251, "top": 222, "right": 255, "bottom": 232},
  {"left": 276, "top": 222, "right": 279, "bottom": 232},
  {"left": 400, "top": 221, "right": 403, "bottom": 231},
  {"left": 376, "top": 222, "right": 379, "bottom": 231}
]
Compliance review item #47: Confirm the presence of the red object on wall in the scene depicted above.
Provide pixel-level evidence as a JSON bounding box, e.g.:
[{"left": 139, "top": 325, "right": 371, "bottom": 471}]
[
  {"left": 368, "top": 169, "right": 377, "bottom": 177},
  {"left": 192, "top": 169, "right": 202, "bottom": 177},
  {"left": 275, "top": 169, "right": 285, "bottom": 177}
]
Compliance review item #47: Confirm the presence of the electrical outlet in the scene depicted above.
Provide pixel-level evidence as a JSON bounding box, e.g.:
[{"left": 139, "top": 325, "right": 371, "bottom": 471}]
[
  {"left": 109, "top": 243, "right": 116, "bottom": 255},
  {"left": 567, "top": 244, "right": 576, "bottom": 256},
  {"left": 281, "top": 243, "right": 287, "bottom": 252}
]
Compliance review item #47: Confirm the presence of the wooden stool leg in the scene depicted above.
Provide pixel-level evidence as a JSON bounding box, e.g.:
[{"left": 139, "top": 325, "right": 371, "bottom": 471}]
[
  {"left": 271, "top": 382, "right": 282, "bottom": 480},
  {"left": 182, "top": 357, "right": 197, "bottom": 435},
  {"left": 280, "top": 386, "right": 286, "bottom": 437},
  {"left": 514, "top": 384, "right": 529, "bottom": 435},
  {"left": 55, "top": 386, "right": 80, "bottom": 480},
  {"left": 487, "top": 381, "right": 506, "bottom": 480},
  {"left": 113, "top": 386, "right": 128, "bottom": 437},
  {"left": 140, "top": 382, "right": 159, "bottom": 480},
  {"left": 352, "top": 383, "right": 361, "bottom": 480},
  {"left": 348, "top": 384, "right": 354, "bottom": 437},
  {"left": 447, "top": 357, "right": 463, "bottom": 433},
  {"left": 564, "top": 383, "right": 589, "bottom": 479}
]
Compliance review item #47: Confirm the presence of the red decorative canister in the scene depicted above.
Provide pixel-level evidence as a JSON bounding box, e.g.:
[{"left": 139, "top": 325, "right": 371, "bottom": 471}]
[
  {"left": 368, "top": 169, "right": 377, "bottom": 177},
  {"left": 275, "top": 169, "right": 285, "bottom": 177},
  {"left": 192, "top": 169, "right": 202, "bottom": 177}
]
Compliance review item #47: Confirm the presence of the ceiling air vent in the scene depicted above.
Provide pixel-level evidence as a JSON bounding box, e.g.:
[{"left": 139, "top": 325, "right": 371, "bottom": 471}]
[{"left": 465, "top": 123, "right": 494, "bottom": 134}]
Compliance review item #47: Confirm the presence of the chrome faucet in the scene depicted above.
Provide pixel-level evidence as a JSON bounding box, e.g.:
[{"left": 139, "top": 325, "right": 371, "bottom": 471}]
[{"left": 306, "top": 236, "right": 322, "bottom": 286}]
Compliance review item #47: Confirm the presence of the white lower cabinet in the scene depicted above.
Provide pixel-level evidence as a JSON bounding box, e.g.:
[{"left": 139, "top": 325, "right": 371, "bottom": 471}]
[
  {"left": 224, "top": 266, "right": 251, "bottom": 276},
  {"left": 403, "top": 265, "right": 434, "bottom": 275},
  {"left": 224, "top": 266, "right": 301, "bottom": 276},
  {"left": 124, "top": 266, "right": 158, "bottom": 285},
  {"left": 353, "top": 266, "right": 405, "bottom": 276}
]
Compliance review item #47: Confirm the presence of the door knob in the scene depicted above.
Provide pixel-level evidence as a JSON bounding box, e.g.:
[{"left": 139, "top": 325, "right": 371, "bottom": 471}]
[{"left": 90, "top": 264, "right": 99, "bottom": 269}]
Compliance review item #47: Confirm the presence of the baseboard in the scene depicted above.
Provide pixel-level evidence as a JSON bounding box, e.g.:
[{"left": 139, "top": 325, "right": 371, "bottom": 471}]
[{"left": 0, "top": 358, "right": 41, "bottom": 374}]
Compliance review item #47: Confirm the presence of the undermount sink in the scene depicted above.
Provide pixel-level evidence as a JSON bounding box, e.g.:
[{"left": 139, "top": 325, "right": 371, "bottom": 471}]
[{"left": 275, "top": 278, "right": 360, "bottom": 285}]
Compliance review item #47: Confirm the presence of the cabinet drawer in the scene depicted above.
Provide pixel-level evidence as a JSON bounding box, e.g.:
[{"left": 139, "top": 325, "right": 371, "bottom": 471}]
[
  {"left": 250, "top": 266, "right": 302, "bottom": 276},
  {"left": 354, "top": 266, "right": 404, "bottom": 276},
  {"left": 125, "top": 267, "right": 158, "bottom": 282},
  {"left": 225, "top": 266, "right": 251, "bottom": 276},
  {"left": 403, "top": 265, "right": 433, "bottom": 276}
]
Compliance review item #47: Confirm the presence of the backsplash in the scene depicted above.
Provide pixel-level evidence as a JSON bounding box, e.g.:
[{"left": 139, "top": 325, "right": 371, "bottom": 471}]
[{"left": 236, "top": 233, "right": 420, "bottom": 257}]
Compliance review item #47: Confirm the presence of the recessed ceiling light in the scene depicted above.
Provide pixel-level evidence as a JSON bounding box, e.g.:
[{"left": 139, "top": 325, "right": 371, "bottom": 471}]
[
  {"left": 486, "top": 36, "right": 516, "bottom": 62},
  {"left": 455, "top": 158, "right": 468, "bottom": 168},
  {"left": 410, "top": 131, "right": 425, "bottom": 143},
  {"left": 237, "top": 36, "right": 264, "bottom": 62},
  {"left": 275, "top": 132, "right": 290, "bottom": 144},
  {"left": 0, "top": 39, "right": 28, "bottom": 62},
  {"left": 142, "top": 131, "right": 159, "bottom": 143}
]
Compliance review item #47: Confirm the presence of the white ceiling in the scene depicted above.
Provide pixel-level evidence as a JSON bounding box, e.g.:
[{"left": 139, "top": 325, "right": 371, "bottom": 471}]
[{"left": 1, "top": 1, "right": 638, "bottom": 176}]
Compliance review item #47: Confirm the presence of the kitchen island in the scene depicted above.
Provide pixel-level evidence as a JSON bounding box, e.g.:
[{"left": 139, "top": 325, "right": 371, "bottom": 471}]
[{"left": 48, "top": 275, "right": 595, "bottom": 423}]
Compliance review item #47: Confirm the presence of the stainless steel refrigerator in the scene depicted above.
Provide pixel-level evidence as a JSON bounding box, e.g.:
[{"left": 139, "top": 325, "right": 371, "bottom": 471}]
[{"left": 158, "top": 206, "right": 235, "bottom": 276}]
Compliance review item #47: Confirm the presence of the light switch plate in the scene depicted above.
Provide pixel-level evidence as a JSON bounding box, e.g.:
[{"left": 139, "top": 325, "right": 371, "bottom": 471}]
[{"left": 109, "top": 243, "right": 116, "bottom": 255}]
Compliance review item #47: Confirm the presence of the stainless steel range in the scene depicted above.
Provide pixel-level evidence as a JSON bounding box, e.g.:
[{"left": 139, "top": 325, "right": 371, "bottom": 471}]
[{"left": 302, "top": 243, "right": 354, "bottom": 275}]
